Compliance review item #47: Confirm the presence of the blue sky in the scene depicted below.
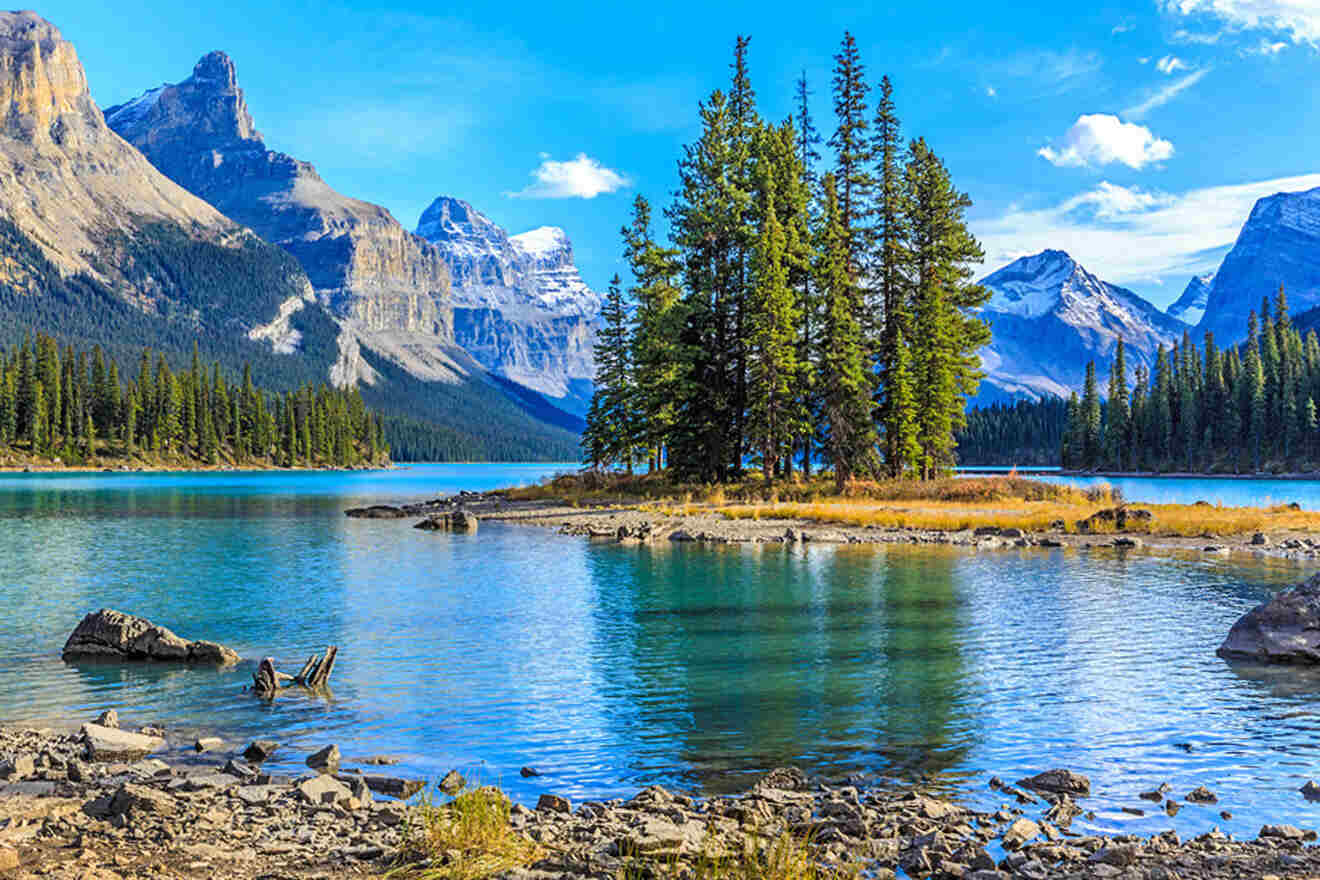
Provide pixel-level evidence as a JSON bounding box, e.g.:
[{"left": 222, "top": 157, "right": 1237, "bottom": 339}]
[{"left": 41, "top": 0, "right": 1320, "bottom": 308}]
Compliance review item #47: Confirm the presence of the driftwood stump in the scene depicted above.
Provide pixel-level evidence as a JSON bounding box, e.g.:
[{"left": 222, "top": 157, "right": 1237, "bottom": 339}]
[{"left": 251, "top": 646, "right": 339, "bottom": 699}]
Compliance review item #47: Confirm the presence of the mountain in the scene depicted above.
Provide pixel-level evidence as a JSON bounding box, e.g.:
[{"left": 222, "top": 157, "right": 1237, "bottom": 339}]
[
  {"left": 0, "top": 11, "right": 316, "bottom": 346},
  {"left": 976, "top": 250, "right": 1187, "bottom": 401},
  {"left": 1195, "top": 187, "right": 1320, "bottom": 343},
  {"left": 1167, "top": 273, "right": 1213, "bottom": 326},
  {"left": 100, "top": 48, "right": 581, "bottom": 458},
  {"left": 104, "top": 51, "right": 453, "bottom": 368},
  {"left": 417, "top": 197, "right": 599, "bottom": 415}
]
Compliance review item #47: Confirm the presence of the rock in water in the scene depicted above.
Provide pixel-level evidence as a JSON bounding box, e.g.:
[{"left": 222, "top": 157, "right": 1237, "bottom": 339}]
[
  {"left": 306, "top": 745, "right": 340, "bottom": 774},
  {"left": 62, "top": 609, "right": 238, "bottom": 665},
  {"left": 242, "top": 740, "right": 278, "bottom": 763},
  {"left": 1218, "top": 574, "right": 1320, "bottom": 663},
  {"left": 94, "top": 709, "right": 119, "bottom": 729},
  {"left": 414, "top": 511, "right": 478, "bottom": 533},
  {"left": 344, "top": 505, "right": 408, "bottom": 519},
  {"left": 1016, "top": 769, "right": 1091, "bottom": 797},
  {"left": 81, "top": 724, "right": 164, "bottom": 762},
  {"left": 438, "top": 769, "right": 465, "bottom": 795}
]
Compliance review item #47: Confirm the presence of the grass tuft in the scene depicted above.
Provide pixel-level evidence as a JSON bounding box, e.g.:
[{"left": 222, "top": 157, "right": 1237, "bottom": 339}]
[{"left": 387, "top": 787, "right": 540, "bottom": 880}]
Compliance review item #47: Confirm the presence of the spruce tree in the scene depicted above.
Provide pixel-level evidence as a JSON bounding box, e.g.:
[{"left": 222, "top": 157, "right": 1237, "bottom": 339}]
[
  {"left": 815, "top": 174, "right": 876, "bottom": 489},
  {"left": 828, "top": 31, "right": 874, "bottom": 290},
  {"left": 903, "top": 138, "right": 990, "bottom": 478},
  {"left": 746, "top": 165, "right": 801, "bottom": 480},
  {"left": 1080, "top": 362, "right": 1101, "bottom": 469},
  {"left": 623, "top": 196, "right": 684, "bottom": 470},
  {"left": 1106, "top": 340, "right": 1129, "bottom": 470}
]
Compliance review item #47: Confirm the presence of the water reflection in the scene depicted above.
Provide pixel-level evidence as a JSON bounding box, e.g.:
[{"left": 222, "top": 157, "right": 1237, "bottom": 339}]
[{"left": 1, "top": 466, "right": 1320, "bottom": 835}]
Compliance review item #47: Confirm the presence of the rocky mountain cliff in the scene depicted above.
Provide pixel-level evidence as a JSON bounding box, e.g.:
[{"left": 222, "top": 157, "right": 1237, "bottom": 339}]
[
  {"left": 0, "top": 16, "right": 580, "bottom": 461},
  {"left": 976, "top": 250, "right": 1187, "bottom": 402},
  {"left": 1167, "top": 272, "right": 1213, "bottom": 326},
  {"left": 105, "top": 51, "right": 452, "bottom": 353},
  {"left": 417, "top": 197, "right": 599, "bottom": 414},
  {"left": 0, "top": 12, "right": 312, "bottom": 328},
  {"left": 1195, "top": 187, "right": 1320, "bottom": 343}
]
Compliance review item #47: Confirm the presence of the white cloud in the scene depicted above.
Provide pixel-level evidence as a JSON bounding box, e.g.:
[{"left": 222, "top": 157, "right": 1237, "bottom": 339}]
[
  {"left": 1162, "top": 0, "right": 1320, "bottom": 46},
  {"left": 1171, "top": 27, "right": 1224, "bottom": 43},
  {"left": 1038, "top": 114, "right": 1175, "bottom": 169},
  {"left": 1156, "top": 54, "right": 1191, "bottom": 72},
  {"left": 1113, "top": 21, "right": 1136, "bottom": 33},
  {"left": 1124, "top": 67, "right": 1212, "bottom": 118},
  {"left": 974, "top": 173, "right": 1320, "bottom": 292},
  {"left": 986, "top": 85, "right": 998, "bottom": 97},
  {"left": 506, "top": 153, "right": 630, "bottom": 199},
  {"left": 1245, "top": 38, "right": 1290, "bottom": 53}
]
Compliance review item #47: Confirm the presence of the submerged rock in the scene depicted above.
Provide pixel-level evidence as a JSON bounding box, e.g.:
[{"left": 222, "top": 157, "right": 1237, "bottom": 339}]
[
  {"left": 1218, "top": 573, "right": 1320, "bottom": 663},
  {"left": 62, "top": 609, "right": 238, "bottom": 665},
  {"left": 344, "top": 505, "right": 408, "bottom": 519}
]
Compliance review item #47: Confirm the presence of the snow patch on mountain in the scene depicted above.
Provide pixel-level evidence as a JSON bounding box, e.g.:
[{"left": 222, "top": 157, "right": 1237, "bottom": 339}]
[
  {"left": 975, "top": 249, "right": 1187, "bottom": 403},
  {"left": 1197, "top": 186, "right": 1320, "bottom": 343},
  {"left": 417, "top": 196, "right": 599, "bottom": 409},
  {"left": 1167, "top": 272, "right": 1213, "bottom": 326}
]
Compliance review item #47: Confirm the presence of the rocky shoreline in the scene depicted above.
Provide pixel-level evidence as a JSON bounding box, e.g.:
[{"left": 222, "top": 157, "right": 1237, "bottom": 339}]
[
  {"left": 361, "top": 492, "right": 1320, "bottom": 563},
  {"left": 3, "top": 722, "right": 1320, "bottom": 880}
]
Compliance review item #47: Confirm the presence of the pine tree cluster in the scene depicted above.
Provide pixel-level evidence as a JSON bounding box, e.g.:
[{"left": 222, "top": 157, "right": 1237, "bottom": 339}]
[
  {"left": 956, "top": 397, "right": 1069, "bottom": 467},
  {"left": 583, "top": 34, "right": 990, "bottom": 487},
  {"left": 0, "top": 333, "right": 389, "bottom": 468},
  {"left": 1063, "top": 289, "right": 1320, "bottom": 474}
]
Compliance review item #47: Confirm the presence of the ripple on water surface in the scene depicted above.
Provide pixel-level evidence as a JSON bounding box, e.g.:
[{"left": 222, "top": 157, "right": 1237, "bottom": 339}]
[{"left": 0, "top": 464, "right": 1317, "bottom": 839}]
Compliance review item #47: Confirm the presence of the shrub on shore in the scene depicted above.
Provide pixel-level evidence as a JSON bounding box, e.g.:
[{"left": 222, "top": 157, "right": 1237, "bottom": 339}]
[{"left": 389, "top": 787, "right": 540, "bottom": 880}]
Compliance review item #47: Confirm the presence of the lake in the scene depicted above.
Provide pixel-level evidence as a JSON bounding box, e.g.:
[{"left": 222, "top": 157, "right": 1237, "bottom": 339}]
[{"left": 3, "top": 464, "right": 1320, "bottom": 840}]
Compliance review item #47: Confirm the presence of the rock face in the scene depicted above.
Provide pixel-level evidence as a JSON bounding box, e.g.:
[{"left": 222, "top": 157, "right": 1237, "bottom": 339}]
[
  {"left": 1167, "top": 272, "right": 1214, "bottom": 326},
  {"left": 1197, "top": 187, "right": 1320, "bottom": 344},
  {"left": 62, "top": 609, "right": 239, "bottom": 665},
  {"left": 417, "top": 197, "right": 599, "bottom": 414},
  {"left": 975, "top": 250, "right": 1186, "bottom": 403},
  {"left": 0, "top": 12, "right": 311, "bottom": 328},
  {"left": 105, "top": 52, "right": 452, "bottom": 344},
  {"left": 1218, "top": 573, "right": 1320, "bottom": 663}
]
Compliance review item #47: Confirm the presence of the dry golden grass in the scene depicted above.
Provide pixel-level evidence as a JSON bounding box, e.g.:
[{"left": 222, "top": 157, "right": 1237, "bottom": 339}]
[
  {"left": 387, "top": 787, "right": 540, "bottom": 880},
  {"left": 507, "top": 471, "right": 1320, "bottom": 538},
  {"left": 718, "top": 498, "right": 1320, "bottom": 537},
  {"left": 619, "top": 831, "right": 860, "bottom": 880}
]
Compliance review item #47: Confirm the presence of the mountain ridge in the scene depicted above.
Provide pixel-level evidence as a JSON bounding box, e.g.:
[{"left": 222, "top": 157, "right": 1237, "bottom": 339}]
[
  {"left": 417, "top": 196, "right": 598, "bottom": 413},
  {"left": 976, "top": 249, "right": 1186, "bottom": 401}
]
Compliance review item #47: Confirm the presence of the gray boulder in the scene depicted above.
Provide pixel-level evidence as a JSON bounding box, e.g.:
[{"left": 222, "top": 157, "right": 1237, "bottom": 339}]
[
  {"left": 1218, "top": 574, "right": 1320, "bottom": 663},
  {"left": 414, "top": 511, "right": 479, "bottom": 533},
  {"left": 62, "top": 609, "right": 238, "bottom": 665},
  {"left": 82, "top": 723, "right": 164, "bottom": 762}
]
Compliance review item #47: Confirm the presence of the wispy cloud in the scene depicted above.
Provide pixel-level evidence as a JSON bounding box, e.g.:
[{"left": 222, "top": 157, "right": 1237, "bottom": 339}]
[
  {"left": 974, "top": 174, "right": 1320, "bottom": 289},
  {"left": 1124, "top": 67, "right": 1212, "bottom": 119},
  {"left": 1156, "top": 55, "right": 1190, "bottom": 73},
  {"left": 506, "top": 154, "right": 630, "bottom": 199},
  {"left": 985, "top": 85, "right": 998, "bottom": 97},
  {"left": 1244, "top": 38, "right": 1289, "bottom": 54},
  {"left": 1162, "top": 0, "right": 1320, "bottom": 47},
  {"left": 1171, "top": 27, "right": 1223, "bottom": 44},
  {"left": 1112, "top": 21, "right": 1136, "bottom": 34},
  {"left": 982, "top": 48, "right": 1104, "bottom": 96},
  {"left": 1038, "top": 114, "right": 1175, "bottom": 170}
]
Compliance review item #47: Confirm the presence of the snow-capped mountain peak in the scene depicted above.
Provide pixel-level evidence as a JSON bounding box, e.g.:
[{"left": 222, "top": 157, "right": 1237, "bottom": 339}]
[
  {"left": 511, "top": 226, "right": 568, "bottom": 260},
  {"left": 1167, "top": 272, "right": 1214, "bottom": 326},
  {"left": 416, "top": 195, "right": 599, "bottom": 410},
  {"left": 973, "top": 250, "right": 1187, "bottom": 403},
  {"left": 981, "top": 249, "right": 1090, "bottom": 319}
]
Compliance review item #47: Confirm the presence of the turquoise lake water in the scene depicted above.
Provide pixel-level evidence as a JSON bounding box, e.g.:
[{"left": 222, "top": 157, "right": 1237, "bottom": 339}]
[{"left": 3, "top": 464, "right": 1320, "bottom": 839}]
